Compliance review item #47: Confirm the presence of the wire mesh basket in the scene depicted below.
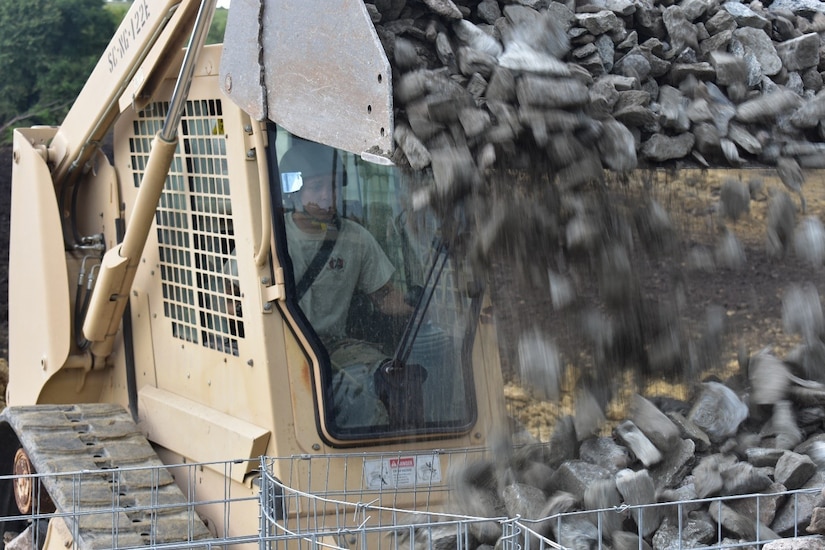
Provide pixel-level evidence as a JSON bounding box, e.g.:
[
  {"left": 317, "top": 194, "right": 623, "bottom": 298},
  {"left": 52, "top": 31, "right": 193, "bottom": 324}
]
[
  {"left": 0, "top": 458, "right": 261, "bottom": 550},
  {"left": 258, "top": 450, "right": 825, "bottom": 550},
  {"left": 3, "top": 450, "right": 825, "bottom": 550},
  {"left": 258, "top": 447, "right": 514, "bottom": 550}
]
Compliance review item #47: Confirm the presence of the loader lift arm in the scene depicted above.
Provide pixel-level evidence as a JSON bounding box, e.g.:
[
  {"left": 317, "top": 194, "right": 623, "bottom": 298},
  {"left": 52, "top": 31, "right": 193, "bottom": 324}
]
[{"left": 80, "top": 0, "right": 217, "bottom": 360}]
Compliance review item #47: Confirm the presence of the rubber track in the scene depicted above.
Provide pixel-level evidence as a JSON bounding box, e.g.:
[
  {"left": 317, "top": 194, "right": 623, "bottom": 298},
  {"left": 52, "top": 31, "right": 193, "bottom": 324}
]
[{"left": 1, "top": 404, "right": 213, "bottom": 550}]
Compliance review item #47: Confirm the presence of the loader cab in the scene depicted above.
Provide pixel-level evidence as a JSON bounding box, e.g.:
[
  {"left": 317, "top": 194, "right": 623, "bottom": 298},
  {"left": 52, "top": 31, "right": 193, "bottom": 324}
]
[{"left": 270, "top": 126, "right": 480, "bottom": 444}]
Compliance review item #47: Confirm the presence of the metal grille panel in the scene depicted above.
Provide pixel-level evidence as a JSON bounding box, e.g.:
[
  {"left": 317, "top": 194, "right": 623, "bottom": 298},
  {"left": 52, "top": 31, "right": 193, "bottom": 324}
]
[{"left": 128, "top": 99, "right": 243, "bottom": 356}]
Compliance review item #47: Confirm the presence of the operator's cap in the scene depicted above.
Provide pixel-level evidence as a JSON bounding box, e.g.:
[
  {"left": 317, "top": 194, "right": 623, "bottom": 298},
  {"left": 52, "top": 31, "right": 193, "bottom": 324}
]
[{"left": 279, "top": 137, "right": 344, "bottom": 193}]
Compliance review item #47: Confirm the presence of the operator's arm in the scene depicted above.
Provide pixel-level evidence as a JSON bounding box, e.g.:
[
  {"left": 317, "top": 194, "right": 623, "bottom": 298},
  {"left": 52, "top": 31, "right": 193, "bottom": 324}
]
[{"left": 369, "top": 283, "right": 413, "bottom": 317}]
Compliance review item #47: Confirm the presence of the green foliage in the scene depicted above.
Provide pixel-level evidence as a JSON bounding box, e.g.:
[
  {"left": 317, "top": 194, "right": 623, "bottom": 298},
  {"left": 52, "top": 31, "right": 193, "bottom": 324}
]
[
  {"left": 0, "top": 1, "right": 228, "bottom": 144},
  {"left": 0, "top": 0, "right": 116, "bottom": 143},
  {"left": 208, "top": 8, "right": 227, "bottom": 45}
]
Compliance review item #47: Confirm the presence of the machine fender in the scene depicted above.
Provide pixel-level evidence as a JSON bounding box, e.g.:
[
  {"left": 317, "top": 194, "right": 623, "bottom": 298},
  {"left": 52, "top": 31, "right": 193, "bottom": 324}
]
[{"left": 9, "top": 128, "right": 72, "bottom": 405}]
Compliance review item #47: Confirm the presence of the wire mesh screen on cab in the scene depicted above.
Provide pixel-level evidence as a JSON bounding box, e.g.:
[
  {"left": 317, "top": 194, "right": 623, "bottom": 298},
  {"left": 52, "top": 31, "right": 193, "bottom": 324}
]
[{"left": 129, "top": 99, "right": 244, "bottom": 356}]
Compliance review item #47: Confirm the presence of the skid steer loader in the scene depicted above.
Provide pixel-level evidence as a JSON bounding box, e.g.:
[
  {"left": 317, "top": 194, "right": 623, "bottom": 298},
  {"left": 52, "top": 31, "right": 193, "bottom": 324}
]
[{"left": 0, "top": 0, "right": 509, "bottom": 547}]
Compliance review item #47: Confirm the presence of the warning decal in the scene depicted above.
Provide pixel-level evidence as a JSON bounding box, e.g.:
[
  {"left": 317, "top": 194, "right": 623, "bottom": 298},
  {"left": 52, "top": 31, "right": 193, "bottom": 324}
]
[{"left": 363, "top": 454, "right": 442, "bottom": 490}]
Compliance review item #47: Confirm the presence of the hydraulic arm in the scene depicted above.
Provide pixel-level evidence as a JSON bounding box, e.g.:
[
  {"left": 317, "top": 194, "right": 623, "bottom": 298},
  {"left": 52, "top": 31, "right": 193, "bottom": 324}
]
[{"left": 81, "top": 0, "right": 217, "bottom": 360}]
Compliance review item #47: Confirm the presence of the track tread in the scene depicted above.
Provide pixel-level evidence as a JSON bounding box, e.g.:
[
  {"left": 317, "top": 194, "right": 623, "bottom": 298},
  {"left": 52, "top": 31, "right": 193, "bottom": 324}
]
[{"left": 1, "top": 404, "right": 212, "bottom": 550}]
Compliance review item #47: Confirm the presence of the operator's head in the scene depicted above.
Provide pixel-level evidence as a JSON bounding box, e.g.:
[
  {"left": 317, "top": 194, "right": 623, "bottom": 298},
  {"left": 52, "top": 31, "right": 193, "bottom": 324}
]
[{"left": 279, "top": 137, "right": 343, "bottom": 222}]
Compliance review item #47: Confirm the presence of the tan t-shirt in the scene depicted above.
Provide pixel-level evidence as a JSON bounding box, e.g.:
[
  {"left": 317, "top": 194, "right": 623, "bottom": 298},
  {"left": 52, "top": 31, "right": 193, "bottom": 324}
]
[{"left": 285, "top": 214, "right": 395, "bottom": 342}]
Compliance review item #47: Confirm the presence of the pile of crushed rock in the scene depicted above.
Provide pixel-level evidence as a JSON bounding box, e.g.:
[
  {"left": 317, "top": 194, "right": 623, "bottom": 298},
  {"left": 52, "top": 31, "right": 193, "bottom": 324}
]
[{"left": 436, "top": 338, "right": 825, "bottom": 548}]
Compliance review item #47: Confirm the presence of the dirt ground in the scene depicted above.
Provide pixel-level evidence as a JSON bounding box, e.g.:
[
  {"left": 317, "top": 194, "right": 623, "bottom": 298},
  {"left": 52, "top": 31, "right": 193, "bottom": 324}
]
[
  {"left": 0, "top": 141, "right": 824, "bottom": 437},
  {"left": 492, "top": 167, "right": 825, "bottom": 438}
]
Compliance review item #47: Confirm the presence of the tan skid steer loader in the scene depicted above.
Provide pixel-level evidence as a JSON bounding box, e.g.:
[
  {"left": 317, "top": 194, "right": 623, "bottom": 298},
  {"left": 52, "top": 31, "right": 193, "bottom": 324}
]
[{"left": 1, "top": 0, "right": 508, "bottom": 547}]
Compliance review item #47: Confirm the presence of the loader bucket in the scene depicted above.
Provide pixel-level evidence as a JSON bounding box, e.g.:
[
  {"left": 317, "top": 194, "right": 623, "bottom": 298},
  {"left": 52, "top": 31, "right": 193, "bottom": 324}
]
[{"left": 220, "top": 0, "right": 394, "bottom": 157}]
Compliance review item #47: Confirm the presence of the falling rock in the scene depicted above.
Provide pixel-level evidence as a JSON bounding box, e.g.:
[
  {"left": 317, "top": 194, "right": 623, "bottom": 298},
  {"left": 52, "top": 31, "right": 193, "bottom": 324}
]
[
  {"left": 658, "top": 482, "right": 703, "bottom": 520},
  {"left": 719, "top": 178, "right": 751, "bottom": 222},
  {"left": 428, "top": 144, "right": 480, "bottom": 211},
  {"left": 458, "top": 107, "right": 492, "bottom": 138},
  {"left": 767, "top": 190, "right": 796, "bottom": 258},
  {"left": 452, "top": 20, "right": 503, "bottom": 58},
  {"left": 615, "top": 420, "right": 662, "bottom": 467},
  {"left": 775, "top": 33, "right": 821, "bottom": 72},
  {"left": 630, "top": 394, "right": 681, "bottom": 452},
  {"left": 749, "top": 351, "right": 790, "bottom": 405},
  {"left": 688, "top": 382, "right": 748, "bottom": 443},
  {"left": 516, "top": 76, "right": 588, "bottom": 109},
  {"left": 714, "top": 228, "right": 746, "bottom": 270},
  {"left": 709, "top": 51, "right": 748, "bottom": 86},
  {"left": 583, "top": 478, "right": 623, "bottom": 537},
  {"left": 708, "top": 501, "right": 781, "bottom": 541},
  {"left": 727, "top": 122, "right": 762, "bottom": 155},
  {"left": 775, "top": 451, "right": 817, "bottom": 490},
  {"left": 499, "top": 42, "right": 571, "bottom": 75},
  {"left": 615, "top": 468, "right": 661, "bottom": 537},
  {"left": 721, "top": 461, "right": 773, "bottom": 495},
  {"left": 554, "top": 517, "right": 600, "bottom": 550},
  {"left": 457, "top": 46, "right": 498, "bottom": 78},
  {"left": 794, "top": 216, "right": 825, "bottom": 268},
  {"left": 503, "top": 7, "right": 570, "bottom": 59},
  {"left": 658, "top": 84, "right": 690, "bottom": 131},
  {"left": 790, "top": 90, "right": 825, "bottom": 129},
  {"left": 579, "top": 436, "right": 631, "bottom": 474},
  {"left": 782, "top": 283, "right": 824, "bottom": 344},
  {"left": 502, "top": 482, "right": 547, "bottom": 519},
  {"left": 667, "top": 411, "right": 712, "bottom": 452},
  {"left": 448, "top": 481, "right": 502, "bottom": 543},
  {"left": 763, "top": 400, "right": 804, "bottom": 451},
  {"left": 549, "top": 460, "right": 612, "bottom": 502},
  {"left": 393, "top": 122, "right": 431, "bottom": 170},
  {"left": 693, "top": 454, "right": 730, "bottom": 498},
  {"left": 517, "top": 328, "right": 563, "bottom": 402},
  {"left": 573, "top": 387, "right": 607, "bottom": 441},
  {"left": 746, "top": 447, "right": 788, "bottom": 468},
  {"left": 735, "top": 88, "right": 804, "bottom": 123},
  {"left": 597, "top": 119, "right": 637, "bottom": 172},
  {"left": 641, "top": 132, "right": 695, "bottom": 162}
]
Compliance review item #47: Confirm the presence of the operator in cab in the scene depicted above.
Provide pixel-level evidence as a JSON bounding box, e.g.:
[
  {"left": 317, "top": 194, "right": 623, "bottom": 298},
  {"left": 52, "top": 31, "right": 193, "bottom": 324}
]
[{"left": 279, "top": 138, "right": 414, "bottom": 429}]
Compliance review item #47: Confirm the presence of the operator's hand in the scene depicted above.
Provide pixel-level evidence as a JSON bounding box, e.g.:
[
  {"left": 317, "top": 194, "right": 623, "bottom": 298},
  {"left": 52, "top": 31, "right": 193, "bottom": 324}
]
[{"left": 370, "top": 283, "right": 414, "bottom": 317}]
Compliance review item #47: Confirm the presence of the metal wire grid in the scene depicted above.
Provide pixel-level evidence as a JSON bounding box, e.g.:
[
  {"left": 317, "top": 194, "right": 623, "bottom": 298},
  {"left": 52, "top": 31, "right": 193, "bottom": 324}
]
[
  {"left": 515, "top": 487, "right": 825, "bottom": 550},
  {"left": 258, "top": 451, "right": 825, "bottom": 550},
  {"left": 259, "top": 449, "right": 500, "bottom": 550},
  {"left": 1, "top": 459, "right": 259, "bottom": 550},
  {"left": 3, "top": 452, "right": 825, "bottom": 550}
]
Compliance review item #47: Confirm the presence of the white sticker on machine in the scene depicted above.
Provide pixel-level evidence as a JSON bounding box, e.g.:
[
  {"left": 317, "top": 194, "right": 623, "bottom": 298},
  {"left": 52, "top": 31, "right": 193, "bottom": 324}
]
[{"left": 363, "top": 455, "right": 442, "bottom": 489}]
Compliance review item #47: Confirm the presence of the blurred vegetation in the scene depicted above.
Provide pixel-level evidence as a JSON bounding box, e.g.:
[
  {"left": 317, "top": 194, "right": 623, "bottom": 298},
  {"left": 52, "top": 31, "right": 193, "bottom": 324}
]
[{"left": 0, "top": 1, "right": 228, "bottom": 144}]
